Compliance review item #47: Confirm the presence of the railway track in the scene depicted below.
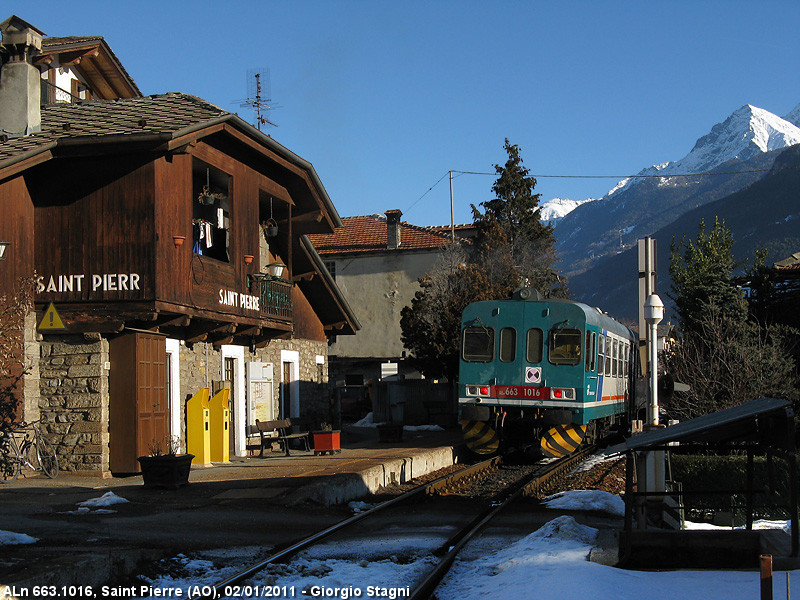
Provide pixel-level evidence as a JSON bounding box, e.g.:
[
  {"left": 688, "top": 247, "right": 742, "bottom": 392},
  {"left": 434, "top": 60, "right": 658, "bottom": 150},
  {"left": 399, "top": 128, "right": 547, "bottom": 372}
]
[{"left": 178, "top": 447, "right": 595, "bottom": 600}]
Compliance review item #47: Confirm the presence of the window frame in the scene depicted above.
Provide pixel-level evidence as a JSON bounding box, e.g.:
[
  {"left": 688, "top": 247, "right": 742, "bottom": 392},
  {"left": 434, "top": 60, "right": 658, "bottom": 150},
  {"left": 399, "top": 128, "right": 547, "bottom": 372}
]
[
  {"left": 548, "top": 327, "right": 583, "bottom": 366},
  {"left": 499, "top": 327, "right": 517, "bottom": 363},
  {"left": 526, "top": 328, "right": 544, "bottom": 363},
  {"left": 462, "top": 326, "right": 496, "bottom": 363}
]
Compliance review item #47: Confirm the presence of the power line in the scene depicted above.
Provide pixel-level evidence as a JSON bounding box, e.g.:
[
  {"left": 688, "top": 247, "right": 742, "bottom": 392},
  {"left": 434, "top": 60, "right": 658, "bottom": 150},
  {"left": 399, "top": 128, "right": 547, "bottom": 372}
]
[{"left": 407, "top": 164, "right": 800, "bottom": 213}]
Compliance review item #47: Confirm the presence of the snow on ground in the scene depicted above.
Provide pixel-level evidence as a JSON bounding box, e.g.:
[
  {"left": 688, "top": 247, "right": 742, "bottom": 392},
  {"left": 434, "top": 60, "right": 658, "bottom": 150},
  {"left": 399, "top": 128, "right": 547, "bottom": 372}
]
[
  {"left": 351, "top": 412, "right": 443, "bottom": 432},
  {"left": 544, "top": 489, "right": 625, "bottom": 517},
  {"left": 135, "top": 491, "right": 797, "bottom": 600},
  {"left": 0, "top": 530, "right": 37, "bottom": 545},
  {"left": 78, "top": 491, "right": 129, "bottom": 508}
]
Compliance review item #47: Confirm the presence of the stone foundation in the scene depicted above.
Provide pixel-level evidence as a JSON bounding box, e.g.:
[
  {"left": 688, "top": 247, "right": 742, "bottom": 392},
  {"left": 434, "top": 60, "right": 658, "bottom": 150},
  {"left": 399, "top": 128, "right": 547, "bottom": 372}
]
[{"left": 38, "top": 334, "right": 109, "bottom": 473}]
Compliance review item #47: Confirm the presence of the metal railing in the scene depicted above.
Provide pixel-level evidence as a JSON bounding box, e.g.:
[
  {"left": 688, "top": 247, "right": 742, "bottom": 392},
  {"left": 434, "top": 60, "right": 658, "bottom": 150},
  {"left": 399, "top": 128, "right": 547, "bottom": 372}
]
[{"left": 251, "top": 275, "right": 293, "bottom": 320}]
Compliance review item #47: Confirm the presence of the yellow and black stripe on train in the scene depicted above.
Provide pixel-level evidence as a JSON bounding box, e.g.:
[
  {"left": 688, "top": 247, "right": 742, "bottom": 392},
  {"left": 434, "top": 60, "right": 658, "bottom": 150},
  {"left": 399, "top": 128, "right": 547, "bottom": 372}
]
[{"left": 458, "top": 288, "right": 639, "bottom": 457}]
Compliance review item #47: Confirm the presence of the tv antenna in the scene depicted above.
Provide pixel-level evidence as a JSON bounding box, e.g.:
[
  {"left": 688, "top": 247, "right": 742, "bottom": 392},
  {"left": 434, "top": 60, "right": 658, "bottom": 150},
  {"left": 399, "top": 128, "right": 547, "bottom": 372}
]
[{"left": 240, "top": 68, "right": 279, "bottom": 131}]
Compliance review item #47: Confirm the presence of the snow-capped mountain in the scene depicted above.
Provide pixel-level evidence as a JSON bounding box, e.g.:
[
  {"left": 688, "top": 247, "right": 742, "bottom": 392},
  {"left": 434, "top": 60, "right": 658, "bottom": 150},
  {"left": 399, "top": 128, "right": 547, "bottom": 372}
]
[
  {"left": 607, "top": 104, "right": 800, "bottom": 199},
  {"left": 784, "top": 102, "right": 800, "bottom": 128},
  {"left": 554, "top": 102, "right": 800, "bottom": 277},
  {"left": 539, "top": 197, "right": 596, "bottom": 226}
]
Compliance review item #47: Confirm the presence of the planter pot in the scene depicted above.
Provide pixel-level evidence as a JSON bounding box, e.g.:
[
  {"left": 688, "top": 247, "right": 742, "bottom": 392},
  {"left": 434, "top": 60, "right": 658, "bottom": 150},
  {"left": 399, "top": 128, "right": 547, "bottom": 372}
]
[
  {"left": 313, "top": 431, "right": 341, "bottom": 455},
  {"left": 137, "top": 454, "right": 194, "bottom": 489},
  {"left": 377, "top": 424, "right": 404, "bottom": 443}
]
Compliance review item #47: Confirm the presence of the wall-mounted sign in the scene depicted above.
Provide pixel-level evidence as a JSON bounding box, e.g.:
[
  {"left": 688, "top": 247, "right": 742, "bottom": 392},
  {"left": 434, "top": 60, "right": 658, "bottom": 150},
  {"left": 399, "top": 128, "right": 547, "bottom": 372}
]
[
  {"left": 36, "top": 273, "right": 141, "bottom": 294},
  {"left": 218, "top": 288, "right": 260, "bottom": 312},
  {"left": 38, "top": 303, "right": 67, "bottom": 331}
]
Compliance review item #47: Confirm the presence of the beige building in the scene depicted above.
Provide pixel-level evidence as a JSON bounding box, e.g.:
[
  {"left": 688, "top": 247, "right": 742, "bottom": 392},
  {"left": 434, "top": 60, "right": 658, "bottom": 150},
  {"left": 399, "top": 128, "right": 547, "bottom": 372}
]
[{"left": 308, "top": 210, "right": 455, "bottom": 387}]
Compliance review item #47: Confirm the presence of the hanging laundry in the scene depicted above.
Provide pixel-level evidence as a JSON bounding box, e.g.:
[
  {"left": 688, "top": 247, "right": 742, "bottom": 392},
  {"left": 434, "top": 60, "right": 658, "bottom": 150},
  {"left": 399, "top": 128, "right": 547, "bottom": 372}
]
[{"left": 204, "top": 221, "right": 213, "bottom": 248}]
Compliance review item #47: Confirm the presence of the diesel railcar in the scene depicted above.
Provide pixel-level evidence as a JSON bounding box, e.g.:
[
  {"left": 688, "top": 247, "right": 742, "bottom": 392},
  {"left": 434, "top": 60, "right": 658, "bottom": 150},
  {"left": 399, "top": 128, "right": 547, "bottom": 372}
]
[{"left": 459, "top": 288, "right": 640, "bottom": 457}]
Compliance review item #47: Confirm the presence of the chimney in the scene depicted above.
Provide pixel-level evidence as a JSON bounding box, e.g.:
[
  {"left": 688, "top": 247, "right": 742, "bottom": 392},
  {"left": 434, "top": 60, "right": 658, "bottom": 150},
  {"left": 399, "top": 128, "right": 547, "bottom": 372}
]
[
  {"left": 0, "top": 15, "right": 44, "bottom": 137},
  {"left": 385, "top": 209, "right": 402, "bottom": 250}
]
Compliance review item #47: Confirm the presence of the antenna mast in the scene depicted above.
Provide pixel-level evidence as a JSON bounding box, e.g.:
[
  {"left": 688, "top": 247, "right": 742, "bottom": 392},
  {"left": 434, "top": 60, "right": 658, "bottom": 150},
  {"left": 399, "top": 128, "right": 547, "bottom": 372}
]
[{"left": 241, "top": 68, "right": 279, "bottom": 131}]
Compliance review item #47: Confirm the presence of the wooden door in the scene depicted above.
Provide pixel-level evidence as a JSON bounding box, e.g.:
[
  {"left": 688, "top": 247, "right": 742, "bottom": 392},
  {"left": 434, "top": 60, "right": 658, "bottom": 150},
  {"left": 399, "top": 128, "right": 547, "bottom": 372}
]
[
  {"left": 136, "top": 333, "right": 168, "bottom": 457},
  {"left": 281, "top": 361, "right": 293, "bottom": 419},
  {"left": 224, "top": 356, "right": 236, "bottom": 454},
  {"left": 110, "top": 332, "right": 168, "bottom": 473}
]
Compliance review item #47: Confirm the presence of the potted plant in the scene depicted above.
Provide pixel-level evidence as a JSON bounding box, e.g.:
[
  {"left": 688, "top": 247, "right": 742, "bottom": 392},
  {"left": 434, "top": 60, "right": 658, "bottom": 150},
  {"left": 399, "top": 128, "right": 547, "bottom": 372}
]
[
  {"left": 312, "top": 422, "right": 341, "bottom": 456},
  {"left": 137, "top": 436, "right": 194, "bottom": 489}
]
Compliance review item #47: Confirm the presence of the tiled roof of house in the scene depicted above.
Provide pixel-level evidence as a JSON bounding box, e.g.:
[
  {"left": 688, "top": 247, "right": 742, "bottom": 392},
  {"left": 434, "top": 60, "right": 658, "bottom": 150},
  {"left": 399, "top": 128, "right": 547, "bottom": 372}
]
[
  {"left": 0, "top": 93, "right": 227, "bottom": 165},
  {"left": 308, "top": 214, "right": 453, "bottom": 256},
  {"left": 775, "top": 252, "right": 800, "bottom": 270}
]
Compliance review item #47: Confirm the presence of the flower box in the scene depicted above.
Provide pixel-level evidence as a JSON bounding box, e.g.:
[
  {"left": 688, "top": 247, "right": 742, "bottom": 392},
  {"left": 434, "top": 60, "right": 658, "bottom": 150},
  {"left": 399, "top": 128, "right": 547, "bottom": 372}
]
[
  {"left": 313, "top": 430, "right": 341, "bottom": 455},
  {"left": 137, "top": 454, "right": 194, "bottom": 489}
]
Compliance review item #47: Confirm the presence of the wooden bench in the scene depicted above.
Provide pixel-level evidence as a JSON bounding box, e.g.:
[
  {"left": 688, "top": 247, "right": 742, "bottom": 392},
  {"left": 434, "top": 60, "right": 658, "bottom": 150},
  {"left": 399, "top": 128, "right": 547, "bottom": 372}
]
[{"left": 255, "top": 419, "right": 311, "bottom": 457}]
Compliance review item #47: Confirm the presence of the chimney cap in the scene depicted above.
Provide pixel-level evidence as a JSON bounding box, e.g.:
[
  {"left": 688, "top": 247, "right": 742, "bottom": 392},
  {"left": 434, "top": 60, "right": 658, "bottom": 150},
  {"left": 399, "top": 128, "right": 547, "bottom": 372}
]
[
  {"left": 385, "top": 209, "right": 402, "bottom": 220},
  {"left": 0, "top": 15, "right": 46, "bottom": 37}
]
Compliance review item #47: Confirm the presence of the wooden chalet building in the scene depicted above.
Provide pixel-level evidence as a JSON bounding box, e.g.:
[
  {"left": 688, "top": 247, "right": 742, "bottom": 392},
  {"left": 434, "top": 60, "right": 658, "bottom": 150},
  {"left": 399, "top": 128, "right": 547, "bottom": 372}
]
[{"left": 0, "top": 16, "right": 358, "bottom": 474}]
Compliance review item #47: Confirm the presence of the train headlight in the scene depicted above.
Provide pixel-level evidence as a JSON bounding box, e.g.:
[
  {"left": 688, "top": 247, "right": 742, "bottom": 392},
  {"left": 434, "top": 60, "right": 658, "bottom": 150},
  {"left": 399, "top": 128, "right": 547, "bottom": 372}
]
[
  {"left": 480, "top": 386, "right": 490, "bottom": 395},
  {"left": 551, "top": 388, "right": 575, "bottom": 400}
]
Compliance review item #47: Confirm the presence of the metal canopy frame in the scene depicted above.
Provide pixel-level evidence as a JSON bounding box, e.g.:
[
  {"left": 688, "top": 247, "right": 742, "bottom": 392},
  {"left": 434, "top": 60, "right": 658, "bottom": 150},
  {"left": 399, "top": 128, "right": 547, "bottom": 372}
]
[{"left": 609, "top": 398, "right": 799, "bottom": 565}]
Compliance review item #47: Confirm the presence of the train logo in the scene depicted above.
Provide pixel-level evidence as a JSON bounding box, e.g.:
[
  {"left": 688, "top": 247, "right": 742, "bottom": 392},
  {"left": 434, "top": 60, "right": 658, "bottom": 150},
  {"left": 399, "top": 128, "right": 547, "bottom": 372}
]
[{"left": 525, "top": 367, "right": 541, "bottom": 384}]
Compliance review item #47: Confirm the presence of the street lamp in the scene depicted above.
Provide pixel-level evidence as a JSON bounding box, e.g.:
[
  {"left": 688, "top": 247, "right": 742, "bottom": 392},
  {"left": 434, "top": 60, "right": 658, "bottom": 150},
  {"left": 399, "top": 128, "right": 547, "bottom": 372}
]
[{"left": 644, "top": 294, "right": 664, "bottom": 426}]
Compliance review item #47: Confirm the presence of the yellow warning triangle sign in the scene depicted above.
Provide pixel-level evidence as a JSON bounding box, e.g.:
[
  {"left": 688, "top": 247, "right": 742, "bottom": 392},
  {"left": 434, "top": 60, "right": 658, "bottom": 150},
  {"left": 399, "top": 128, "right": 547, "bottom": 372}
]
[{"left": 38, "top": 303, "right": 67, "bottom": 331}]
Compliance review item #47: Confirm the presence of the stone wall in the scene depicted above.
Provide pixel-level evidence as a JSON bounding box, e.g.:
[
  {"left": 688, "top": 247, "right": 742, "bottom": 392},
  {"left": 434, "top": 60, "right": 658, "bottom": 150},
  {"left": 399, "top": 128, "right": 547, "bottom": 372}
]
[
  {"left": 38, "top": 333, "right": 109, "bottom": 473},
  {"left": 178, "top": 337, "right": 330, "bottom": 426},
  {"left": 35, "top": 333, "right": 329, "bottom": 473}
]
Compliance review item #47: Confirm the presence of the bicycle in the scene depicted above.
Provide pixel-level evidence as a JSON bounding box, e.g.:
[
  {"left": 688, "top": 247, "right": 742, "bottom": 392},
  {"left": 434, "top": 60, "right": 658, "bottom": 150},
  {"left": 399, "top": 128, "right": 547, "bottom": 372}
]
[{"left": 0, "top": 420, "right": 59, "bottom": 482}]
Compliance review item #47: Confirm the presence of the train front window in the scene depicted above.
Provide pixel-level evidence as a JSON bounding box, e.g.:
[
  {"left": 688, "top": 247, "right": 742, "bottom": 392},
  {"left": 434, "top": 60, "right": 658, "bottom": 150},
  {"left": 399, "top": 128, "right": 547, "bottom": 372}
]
[
  {"left": 499, "top": 328, "right": 516, "bottom": 362},
  {"left": 462, "top": 326, "right": 495, "bottom": 362},
  {"left": 526, "top": 328, "right": 543, "bottom": 363},
  {"left": 548, "top": 328, "right": 582, "bottom": 366}
]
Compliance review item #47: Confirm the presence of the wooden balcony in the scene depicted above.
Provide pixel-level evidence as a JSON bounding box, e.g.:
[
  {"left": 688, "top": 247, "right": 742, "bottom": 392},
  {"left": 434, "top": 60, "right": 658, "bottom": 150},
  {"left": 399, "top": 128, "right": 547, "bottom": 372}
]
[{"left": 251, "top": 275, "right": 293, "bottom": 321}]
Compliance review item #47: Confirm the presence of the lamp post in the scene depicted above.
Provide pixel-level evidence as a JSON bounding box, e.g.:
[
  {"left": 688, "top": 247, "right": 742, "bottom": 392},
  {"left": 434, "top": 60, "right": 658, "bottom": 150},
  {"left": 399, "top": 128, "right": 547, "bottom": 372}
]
[{"left": 644, "top": 293, "right": 664, "bottom": 426}]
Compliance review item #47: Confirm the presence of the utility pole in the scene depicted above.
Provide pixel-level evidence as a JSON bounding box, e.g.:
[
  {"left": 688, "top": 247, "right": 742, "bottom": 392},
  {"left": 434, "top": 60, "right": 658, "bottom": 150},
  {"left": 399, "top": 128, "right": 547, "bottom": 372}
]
[{"left": 449, "top": 170, "right": 455, "bottom": 242}]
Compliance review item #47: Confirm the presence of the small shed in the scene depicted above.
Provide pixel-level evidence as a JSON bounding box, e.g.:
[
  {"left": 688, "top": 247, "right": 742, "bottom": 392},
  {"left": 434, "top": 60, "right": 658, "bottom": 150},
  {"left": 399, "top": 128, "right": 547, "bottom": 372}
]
[{"left": 605, "top": 397, "right": 798, "bottom": 568}]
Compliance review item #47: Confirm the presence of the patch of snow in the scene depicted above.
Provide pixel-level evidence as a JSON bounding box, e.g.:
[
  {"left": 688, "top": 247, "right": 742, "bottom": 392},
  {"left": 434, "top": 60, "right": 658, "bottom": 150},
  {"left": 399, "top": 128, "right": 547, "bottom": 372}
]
[
  {"left": 350, "top": 412, "right": 443, "bottom": 432},
  {"left": 543, "top": 490, "right": 625, "bottom": 517},
  {"left": 540, "top": 197, "right": 596, "bottom": 226},
  {"left": 78, "top": 491, "right": 129, "bottom": 508}
]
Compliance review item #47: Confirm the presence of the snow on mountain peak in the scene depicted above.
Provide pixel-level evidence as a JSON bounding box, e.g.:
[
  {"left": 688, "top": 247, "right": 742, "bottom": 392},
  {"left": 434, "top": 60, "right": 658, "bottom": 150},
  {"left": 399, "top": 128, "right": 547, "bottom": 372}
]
[
  {"left": 540, "top": 197, "right": 596, "bottom": 226},
  {"left": 606, "top": 103, "right": 800, "bottom": 199}
]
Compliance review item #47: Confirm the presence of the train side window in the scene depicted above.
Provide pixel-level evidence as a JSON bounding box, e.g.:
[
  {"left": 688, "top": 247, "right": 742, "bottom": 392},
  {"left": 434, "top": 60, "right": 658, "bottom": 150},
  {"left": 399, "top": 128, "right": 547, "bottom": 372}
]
[
  {"left": 462, "top": 326, "right": 495, "bottom": 362},
  {"left": 499, "top": 327, "right": 516, "bottom": 363},
  {"left": 585, "top": 330, "right": 596, "bottom": 372},
  {"left": 548, "top": 328, "right": 582, "bottom": 366},
  {"left": 598, "top": 334, "right": 605, "bottom": 375},
  {"left": 613, "top": 339, "right": 619, "bottom": 377},
  {"left": 605, "top": 336, "right": 612, "bottom": 376},
  {"left": 526, "top": 328, "right": 543, "bottom": 363}
]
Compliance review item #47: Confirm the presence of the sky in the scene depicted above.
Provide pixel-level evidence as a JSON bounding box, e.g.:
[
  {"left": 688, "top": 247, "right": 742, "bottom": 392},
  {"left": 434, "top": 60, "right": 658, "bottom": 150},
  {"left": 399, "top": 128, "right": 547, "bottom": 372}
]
[{"left": 11, "top": 1, "right": 800, "bottom": 227}]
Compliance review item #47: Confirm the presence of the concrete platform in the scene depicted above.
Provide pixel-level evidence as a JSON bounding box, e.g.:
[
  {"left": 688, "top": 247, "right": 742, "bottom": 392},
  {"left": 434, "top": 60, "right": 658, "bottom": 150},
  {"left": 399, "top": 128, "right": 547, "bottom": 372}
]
[{"left": 0, "top": 427, "right": 463, "bottom": 591}]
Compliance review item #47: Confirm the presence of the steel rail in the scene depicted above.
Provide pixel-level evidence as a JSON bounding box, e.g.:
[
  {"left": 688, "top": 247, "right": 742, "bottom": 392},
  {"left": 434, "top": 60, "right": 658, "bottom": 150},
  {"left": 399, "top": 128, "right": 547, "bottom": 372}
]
[
  {"left": 407, "top": 445, "right": 597, "bottom": 600},
  {"left": 186, "top": 456, "right": 500, "bottom": 600}
]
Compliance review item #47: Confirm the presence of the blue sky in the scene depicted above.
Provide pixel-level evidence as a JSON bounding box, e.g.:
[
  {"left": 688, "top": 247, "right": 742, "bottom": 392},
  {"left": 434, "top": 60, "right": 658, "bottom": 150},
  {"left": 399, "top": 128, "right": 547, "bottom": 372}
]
[{"left": 12, "top": 1, "right": 800, "bottom": 227}]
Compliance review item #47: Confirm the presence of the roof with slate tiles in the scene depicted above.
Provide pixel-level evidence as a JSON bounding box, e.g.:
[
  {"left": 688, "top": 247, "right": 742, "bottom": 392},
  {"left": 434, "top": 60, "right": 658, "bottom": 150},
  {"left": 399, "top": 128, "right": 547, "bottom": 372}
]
[
  {"left": 308, "top": 213, "right": 454, "bottom": 256},
  {"left": 0, "top": 93, "right": 227, "bottom": 166}
]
